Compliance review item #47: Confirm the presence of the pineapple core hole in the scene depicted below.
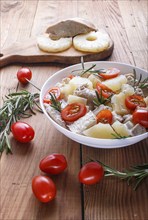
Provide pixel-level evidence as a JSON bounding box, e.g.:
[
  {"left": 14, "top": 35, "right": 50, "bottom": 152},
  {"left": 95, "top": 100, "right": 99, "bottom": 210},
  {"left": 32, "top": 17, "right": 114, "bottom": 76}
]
[{"left": 86, "top": 36, "right": 97, "bottom": 41}]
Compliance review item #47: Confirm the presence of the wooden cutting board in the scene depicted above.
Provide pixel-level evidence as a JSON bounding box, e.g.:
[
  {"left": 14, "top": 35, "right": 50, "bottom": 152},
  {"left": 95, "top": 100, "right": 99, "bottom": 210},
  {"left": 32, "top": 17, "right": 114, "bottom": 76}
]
[{"left": 0, "top": 37, "right": 114, "bottom": 68}]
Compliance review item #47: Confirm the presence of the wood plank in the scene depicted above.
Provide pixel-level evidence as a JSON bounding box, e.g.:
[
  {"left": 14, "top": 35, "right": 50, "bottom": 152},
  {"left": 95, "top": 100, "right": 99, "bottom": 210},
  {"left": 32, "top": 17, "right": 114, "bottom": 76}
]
[
  {"left": 0, "top": 65, "right": 82, "bottom": 220},
  {"left": 118, "top": 0, "right": 148, "bottom": 70},
  {"left": 82, "top": 140, "right": 148, "bottom": 220},
  {"left": 1, "top": 0, "right": 39, "bottom": 49},
  {"left": 80, "top": 1, "right": 148, "bottom": 220},
  {"left": 0, "top": 1, "right": 82, "bottom": 220}
]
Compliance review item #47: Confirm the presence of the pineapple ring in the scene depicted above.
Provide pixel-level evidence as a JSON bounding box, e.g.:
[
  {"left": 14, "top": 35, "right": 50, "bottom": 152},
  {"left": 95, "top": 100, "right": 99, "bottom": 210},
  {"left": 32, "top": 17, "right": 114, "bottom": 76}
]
[
  {"left": 73, "top": 31, "right": 110, "bottom": 53},
  {"left": 37, "top": 34, "right": 72, "bottom": 53}
]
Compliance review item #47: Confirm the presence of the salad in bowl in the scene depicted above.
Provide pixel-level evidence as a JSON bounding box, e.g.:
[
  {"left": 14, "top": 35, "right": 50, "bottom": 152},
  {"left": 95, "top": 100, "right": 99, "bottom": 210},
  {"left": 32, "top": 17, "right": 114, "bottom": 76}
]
[{"left": 40, "top": 61, "right": 148, "bottom": 148}]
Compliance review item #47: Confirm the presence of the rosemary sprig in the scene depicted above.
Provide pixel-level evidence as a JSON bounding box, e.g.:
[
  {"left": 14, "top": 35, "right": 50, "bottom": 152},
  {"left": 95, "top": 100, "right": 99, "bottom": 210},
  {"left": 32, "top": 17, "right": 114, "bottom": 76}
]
[
  {"left": 71, "top": 57, "right": 108, "bottom": 78},
  {"left": 94, "top": 160, "right": 148, "bottom": 190},
  {"left": 139, "top": 77, "right": 148, "bottom": 89},
  {"left": 49, "top": 92, "right": 61, "bottom": 112},
  {"left": 111, "top": 133, "right": 128, "bottom": 139},
  {"left": 71, "top": 64, "right": 97, "bottom": 76},
  {"left": 93, "top": 90, "right": 112, "bottom": 107},
  {"left": 133, "top": 69, "right": 148, "bottom": 89},
  {"left": 0, "top": 90, "right": 42, "bottom": 154}
]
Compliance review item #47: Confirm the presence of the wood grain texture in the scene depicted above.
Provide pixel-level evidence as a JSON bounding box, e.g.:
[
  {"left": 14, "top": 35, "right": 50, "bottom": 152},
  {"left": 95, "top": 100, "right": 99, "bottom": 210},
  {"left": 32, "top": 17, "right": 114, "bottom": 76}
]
[
  {"left": 0, "top": 1, "right": 148, "bottom": 220},
  {"left": 81, "top": 1, "right": 148, "bottom": 220},
  {"left": 0, "top": 1, "right": 82, "bottom": 220}
]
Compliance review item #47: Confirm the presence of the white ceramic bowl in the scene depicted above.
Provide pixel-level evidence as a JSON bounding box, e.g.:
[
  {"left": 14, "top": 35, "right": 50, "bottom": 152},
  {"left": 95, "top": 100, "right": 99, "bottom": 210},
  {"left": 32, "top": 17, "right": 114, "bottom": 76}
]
[{"left": 40, "top": 61, "right": 148, "bottom": 148}]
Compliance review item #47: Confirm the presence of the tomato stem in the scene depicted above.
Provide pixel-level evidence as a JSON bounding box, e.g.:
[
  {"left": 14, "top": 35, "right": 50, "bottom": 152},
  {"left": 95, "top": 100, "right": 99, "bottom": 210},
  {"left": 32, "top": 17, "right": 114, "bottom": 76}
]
[{"left": 25, "top": 78, "right": 41, "bottom": 91}]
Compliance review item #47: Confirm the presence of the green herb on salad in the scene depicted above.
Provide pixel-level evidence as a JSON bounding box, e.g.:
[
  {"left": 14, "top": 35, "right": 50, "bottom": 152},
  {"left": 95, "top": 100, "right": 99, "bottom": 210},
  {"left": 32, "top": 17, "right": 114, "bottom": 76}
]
[
  {"left": 110, "top": 125, "right": 129, "bottom": 139},
  {"left": 93, "top": 90, "right": 112, "bottom": 107},
  {"left": 49, "top": 92, "right": 61, "bottom": 112},
  {"left": 133, "top": 69, "right": 148, "bottom": 89}
]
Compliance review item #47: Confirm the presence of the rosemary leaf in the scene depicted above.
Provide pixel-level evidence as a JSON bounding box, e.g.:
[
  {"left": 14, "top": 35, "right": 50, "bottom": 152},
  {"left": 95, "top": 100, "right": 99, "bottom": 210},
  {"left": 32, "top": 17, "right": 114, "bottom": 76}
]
[
  {"left": 93, "top": 90, "right": 112, "bottom": 107},
  {"left": 132, "top": 69, "right": 148, "bottom": 89},
  {"left": 49, "top": 93, "right": 61, "bottom": 112},
  {"left": 80, "top": 64, "right": 96, "bottom": 76}
]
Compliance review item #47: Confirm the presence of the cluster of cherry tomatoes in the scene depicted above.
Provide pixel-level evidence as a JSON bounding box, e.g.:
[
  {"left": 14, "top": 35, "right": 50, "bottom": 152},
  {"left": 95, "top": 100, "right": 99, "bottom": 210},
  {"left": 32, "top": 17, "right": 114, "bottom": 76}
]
[
  {"left": 32, "top": 153, "right": 104, "bottom": 203},
  {"left": 32, "top": 153, "right": 67, "bottom": 203}
]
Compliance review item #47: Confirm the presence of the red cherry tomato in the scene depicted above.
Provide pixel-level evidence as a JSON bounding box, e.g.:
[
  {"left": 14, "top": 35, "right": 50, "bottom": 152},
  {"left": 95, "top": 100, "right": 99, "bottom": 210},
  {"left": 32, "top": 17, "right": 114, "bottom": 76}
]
[
  {"left": 39, "top": 153, "right": 67, "bottom": 175},
  {"left": 96, "top": 83, "right": 114, "bottom": 98},
  {"left": 17, "top": 67, "right": 32, "bottom": 84},
  {"left": 11, "top": 121, "right": 35, "bottom": 143},
  {"left": 78, "top": 162, "right": 104, "bottom": 185},
  {"left": 133, "top": 108, "right": 148, "bottom": 128},
  {"left": 32, "top": 176, "right": 56, "bottom": 203},
  {"left": 43, "top": 87, "right": 61, "bottom": 104},
  {"left": 68, "top": 75, "right": 74, "bottom": 79},
  {"left": 99, "top": 68, "right": 120, "bottom": 80},
  {"left": 96, "top": 109, "right": 113, "bottom": 124},
  {"left": 125, "top": 95, "right": 146, "bottom": 110},
  {"left": 61, "top": 102, "right": 87, "bottom": 122}
]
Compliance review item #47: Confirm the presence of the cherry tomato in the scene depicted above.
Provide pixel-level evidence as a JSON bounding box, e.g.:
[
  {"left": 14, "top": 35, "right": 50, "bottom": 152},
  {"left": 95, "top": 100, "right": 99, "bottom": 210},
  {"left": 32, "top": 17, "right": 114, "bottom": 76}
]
[
  {"left": 61, "top": 102, "right": 87, "bottom": 122},
  {"left": 32, "top": 176, "right": 56, "bottom": 203},
  {"left": 133, "top": 108, "right": 148, "bottom": 128},
  {"left": 99, "top": 68, "right": 120, "bottom": 80},
  {"left": 17, "top": 67, "right": 32, "bottom": 84},
  {"left": 78, "top": 162, "right": 104, "bottom": 185},
  {"left": 11, "top": 121, "right": 35, "bottom": 143},
  {"left": 68, "top": 75, "right": 74, "bottom": 79},
  {"left": 125, "top": 95, "right": 146, "bottom": 110},
  {"left": 39, "top": 153, "right": 68, "bottom": 175},
  {"left": 96, "top": 109, "right": 113, "bottom": 124},
  {"left": 96, "top": 83, "right": 114, "bottom": 98},
  {"left": 43, "top": 87, "right": 61, "bottom": 104}
]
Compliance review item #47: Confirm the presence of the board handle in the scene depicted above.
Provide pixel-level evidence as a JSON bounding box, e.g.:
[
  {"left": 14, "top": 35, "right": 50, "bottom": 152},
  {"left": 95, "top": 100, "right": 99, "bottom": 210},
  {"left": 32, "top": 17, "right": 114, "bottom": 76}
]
[
  {"left": 0, "top": 53, "right": 19, "bottom": 68},
  {"left": 0, "top": 38, "right": 39, "bottom": 68}
]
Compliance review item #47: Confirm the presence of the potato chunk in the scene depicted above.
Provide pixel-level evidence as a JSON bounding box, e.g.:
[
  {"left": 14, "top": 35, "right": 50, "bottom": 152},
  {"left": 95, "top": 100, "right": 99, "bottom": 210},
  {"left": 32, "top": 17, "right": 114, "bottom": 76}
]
[
  {"left": 69, "top": 76, "right": 93, "bottom": 90},
  {"left": 112, "top": 121, "right": 131, "bottom": 137},
  {"left": 83, "top": 123, "right": 115, "bottom": 139},
  {"left": 83, "top": 121, "right": 131, "bottom": 139},
  {"left": 111, "top": 92, "right": 129, "bottom": 115},
  {"left": 60, "top": 84, "right": 75, "bottom": 98},
  {"left": 67, "top": 95, "right": 87, "bottom": 105}
]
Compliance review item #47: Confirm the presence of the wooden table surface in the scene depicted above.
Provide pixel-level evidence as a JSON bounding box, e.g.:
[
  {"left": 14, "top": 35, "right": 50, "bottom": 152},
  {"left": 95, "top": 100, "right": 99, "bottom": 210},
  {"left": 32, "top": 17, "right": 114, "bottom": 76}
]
[{"left": 0, "top": 1, "right": 148, "bottom": 220}]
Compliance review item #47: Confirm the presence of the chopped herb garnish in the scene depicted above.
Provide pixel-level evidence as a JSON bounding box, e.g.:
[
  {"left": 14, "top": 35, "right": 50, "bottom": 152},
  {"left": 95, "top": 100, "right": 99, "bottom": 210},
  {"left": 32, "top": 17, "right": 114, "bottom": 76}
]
[
  {"left": 49, "top": 92, "right": 61, "bottom": 112},
  {"left": 133, "top": 69, "right": 148, "bottom": 89},
  {"left": 93, "top": 90, "right": 112, "bottom": 107}
]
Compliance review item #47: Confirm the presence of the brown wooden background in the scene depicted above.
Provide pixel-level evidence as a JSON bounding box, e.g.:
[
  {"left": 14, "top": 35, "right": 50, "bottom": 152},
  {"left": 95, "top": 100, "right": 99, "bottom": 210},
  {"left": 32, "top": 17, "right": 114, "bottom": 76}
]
[{"left": 0, "top": 1, "right": 148, "bottom": 220}]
